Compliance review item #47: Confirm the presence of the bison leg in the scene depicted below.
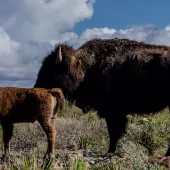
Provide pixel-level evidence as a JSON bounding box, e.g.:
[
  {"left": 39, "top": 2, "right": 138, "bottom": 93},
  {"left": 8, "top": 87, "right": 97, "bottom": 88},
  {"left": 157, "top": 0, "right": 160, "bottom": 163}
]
[
  {"left": 38, "top": 118, "right": 56, "bottom": 159},
  {"left": 165, "top": 147, "right": 170, "bottom": 157},
  {"left": 1, "top": 121, "right": 14, "bottom": 160},
  {"left": 105, "top": 114, "right": 127, "bottom": 154}
]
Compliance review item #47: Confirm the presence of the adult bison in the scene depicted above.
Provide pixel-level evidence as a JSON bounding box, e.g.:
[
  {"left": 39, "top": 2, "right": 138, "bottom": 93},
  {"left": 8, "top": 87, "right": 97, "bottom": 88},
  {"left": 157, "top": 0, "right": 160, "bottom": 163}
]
[{"left": 34, "top": 38, "right": 170, "bottom": 158}]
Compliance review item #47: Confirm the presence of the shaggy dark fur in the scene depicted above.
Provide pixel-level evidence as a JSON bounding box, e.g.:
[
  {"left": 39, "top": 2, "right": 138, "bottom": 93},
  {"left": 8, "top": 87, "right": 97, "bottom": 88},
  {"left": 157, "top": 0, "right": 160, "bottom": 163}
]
[
  {"left": 34, "top": 38, "right": 170, "bottom": 157},
  {"left": 0, "top": 87, "right": 64, "bottom": 160}
]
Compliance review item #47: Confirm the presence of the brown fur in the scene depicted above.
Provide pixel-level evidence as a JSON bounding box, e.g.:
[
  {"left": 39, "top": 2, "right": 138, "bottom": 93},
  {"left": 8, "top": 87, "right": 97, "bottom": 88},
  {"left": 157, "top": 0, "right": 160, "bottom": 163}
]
[
  {"left": 34, "top": 38, "right": 170, "bottom": 158},
  {"left": 0, "top": 87, "right": 64, "bottom": 160}
]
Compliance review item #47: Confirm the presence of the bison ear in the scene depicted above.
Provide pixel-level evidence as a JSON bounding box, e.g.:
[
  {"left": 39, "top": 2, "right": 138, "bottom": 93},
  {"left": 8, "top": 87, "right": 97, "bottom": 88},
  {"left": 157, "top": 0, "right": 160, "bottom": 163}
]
[{"left": 55, "top": 46, "right": 62, "bottom": 64}]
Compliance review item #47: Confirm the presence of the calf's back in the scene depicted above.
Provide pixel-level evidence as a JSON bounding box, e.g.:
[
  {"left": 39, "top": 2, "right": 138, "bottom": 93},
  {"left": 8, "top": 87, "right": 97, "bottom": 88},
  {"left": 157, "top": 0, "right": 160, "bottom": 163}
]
[{"left": 0, "top": 87, "right": 56, "bottom": 123}]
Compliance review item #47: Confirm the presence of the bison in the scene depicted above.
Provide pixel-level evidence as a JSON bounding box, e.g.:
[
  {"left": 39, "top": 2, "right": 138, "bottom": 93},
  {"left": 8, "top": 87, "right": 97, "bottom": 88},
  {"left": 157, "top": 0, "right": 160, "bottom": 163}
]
[
  {"left": 34, "top": 38, "right": 170, "bottom": 161},
  {"left": 0, "top": 87, "right": 64, "bottom": 160}
]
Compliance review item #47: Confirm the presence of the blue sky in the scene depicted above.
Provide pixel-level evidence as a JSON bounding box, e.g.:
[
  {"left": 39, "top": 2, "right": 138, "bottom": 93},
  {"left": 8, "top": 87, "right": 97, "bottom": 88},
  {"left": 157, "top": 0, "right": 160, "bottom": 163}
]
[
  {"left": 75, "top": 0, "right": 170, "bottom": 34},
  {"left": 0, "top": 0, "right": 170, "bottom": 87}
]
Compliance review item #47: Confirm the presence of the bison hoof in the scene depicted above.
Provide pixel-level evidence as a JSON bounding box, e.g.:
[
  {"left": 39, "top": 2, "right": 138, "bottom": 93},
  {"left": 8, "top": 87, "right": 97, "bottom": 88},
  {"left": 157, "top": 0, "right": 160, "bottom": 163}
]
[
  {"left": 102, "top": 151, "right": 123, "bottom": 159},
  {"left": 102, "top": 152, "right": 114, "bottom": 158}
]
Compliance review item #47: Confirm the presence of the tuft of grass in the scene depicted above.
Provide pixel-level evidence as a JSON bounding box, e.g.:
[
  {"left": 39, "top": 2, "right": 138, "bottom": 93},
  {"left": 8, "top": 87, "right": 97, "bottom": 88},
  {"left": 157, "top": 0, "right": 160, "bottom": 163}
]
[
  {"left": 126, "top": 108, "right": 170, "bottom": 156},
  {"left": 71, "top": 158, "right": 89, "bottom": 170},
  {"left": 5, "top": 153, "right": 54, "bottom": 170}
]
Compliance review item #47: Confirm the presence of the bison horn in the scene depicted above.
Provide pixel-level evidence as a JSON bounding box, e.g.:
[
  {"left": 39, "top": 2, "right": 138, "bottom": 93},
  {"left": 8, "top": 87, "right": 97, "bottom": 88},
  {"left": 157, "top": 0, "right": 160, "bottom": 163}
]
[{"left": 56, "top": 46, "right": 62, "bottom": 64}]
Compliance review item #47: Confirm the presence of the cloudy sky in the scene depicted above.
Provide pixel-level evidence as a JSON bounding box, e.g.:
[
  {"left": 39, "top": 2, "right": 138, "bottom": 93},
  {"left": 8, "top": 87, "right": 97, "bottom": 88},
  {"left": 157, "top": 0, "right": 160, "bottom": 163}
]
[{"left": 0, "top": 0, "right": 170, "bottom": 87}]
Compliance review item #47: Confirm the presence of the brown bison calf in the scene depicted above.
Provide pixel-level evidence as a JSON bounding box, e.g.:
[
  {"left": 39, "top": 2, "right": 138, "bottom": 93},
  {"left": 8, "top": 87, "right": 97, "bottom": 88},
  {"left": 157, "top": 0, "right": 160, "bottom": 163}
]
[{"left": 0, "top": 87, "right": 64, "bottom": 160}]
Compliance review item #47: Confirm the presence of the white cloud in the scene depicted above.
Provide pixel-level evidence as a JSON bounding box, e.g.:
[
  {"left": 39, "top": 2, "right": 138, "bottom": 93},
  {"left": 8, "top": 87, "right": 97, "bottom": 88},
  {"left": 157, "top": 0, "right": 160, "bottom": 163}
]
[
  {"left": 0, "top": 80, "right": 34, "bottom": 88},
  {"left": 50, "top": 32, "right": 78, "bottom": 46},
  {"left": 0, "top": 0, "right": 170, "bottom": 88},
  {"left": 80, "top": 27, "right": 116, "bottom": 40},
  {"left": 1, "top": 24, "right": 170, "bottom": 87},
  {"left": 0, "top": 0, "right": 95, "bottom": 87},
  {"left": 76, "top": 24, "right": 170, "bottom": 47},
  {"left": 0, "top": 0, "right": 94, "bottom": 42},
  {"left": 0, "top": 28, "right": 20, "bottom": 66},
  {"left": 165, "top": 25, "right": 170, "bottom": 31},
  {"left": 78, "top": 24, "right": 158, "bottom": 43}
]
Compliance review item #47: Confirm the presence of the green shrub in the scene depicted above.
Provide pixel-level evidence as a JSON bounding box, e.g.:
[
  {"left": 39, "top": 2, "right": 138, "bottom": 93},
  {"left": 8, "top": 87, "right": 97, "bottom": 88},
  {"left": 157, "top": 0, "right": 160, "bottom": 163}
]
[{"left": 126, "top": 108, "right": 170, "bottom": 156}]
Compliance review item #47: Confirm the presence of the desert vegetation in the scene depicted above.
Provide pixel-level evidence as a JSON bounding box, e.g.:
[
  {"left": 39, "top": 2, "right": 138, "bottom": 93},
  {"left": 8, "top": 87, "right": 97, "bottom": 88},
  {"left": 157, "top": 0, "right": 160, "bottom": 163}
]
[{"left": 0, "top": 102, "right": 170, "bottom": 169}]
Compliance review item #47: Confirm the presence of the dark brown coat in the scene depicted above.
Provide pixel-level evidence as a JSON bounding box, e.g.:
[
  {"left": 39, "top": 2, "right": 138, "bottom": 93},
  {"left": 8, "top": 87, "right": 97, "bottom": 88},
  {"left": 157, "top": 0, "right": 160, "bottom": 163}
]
[
  {"left": 0, "top": 87, "right": 64, "bottom": 160},
  {"left": 34, "top": 38, "right": 170, "bottom": 157}
]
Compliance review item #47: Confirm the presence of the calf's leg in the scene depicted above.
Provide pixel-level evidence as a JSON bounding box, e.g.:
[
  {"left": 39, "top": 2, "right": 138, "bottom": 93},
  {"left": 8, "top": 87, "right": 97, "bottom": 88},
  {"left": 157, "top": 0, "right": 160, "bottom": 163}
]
[
  {"left": 1, "top": 121, "right": 14, "bottom": 160},
  {"left": 38, "top": 117, "right": 56, "bottom": 158},
  {"left": 51, "top": 116, "right": 56, "bottom": 141}
]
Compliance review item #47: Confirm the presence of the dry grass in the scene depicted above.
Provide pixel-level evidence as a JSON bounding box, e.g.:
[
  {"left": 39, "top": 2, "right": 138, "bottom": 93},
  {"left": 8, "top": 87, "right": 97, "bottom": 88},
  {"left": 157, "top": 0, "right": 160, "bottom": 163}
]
[{"left": 0, "top": 102, "right": 170, "bottom": 169}]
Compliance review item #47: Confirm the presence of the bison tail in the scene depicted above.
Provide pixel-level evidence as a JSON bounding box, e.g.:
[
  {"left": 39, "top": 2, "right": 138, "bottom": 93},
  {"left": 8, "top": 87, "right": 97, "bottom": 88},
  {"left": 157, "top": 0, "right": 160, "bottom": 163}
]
[{"left": 48, "top": 88, "right": 65, "bottom": 111}]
